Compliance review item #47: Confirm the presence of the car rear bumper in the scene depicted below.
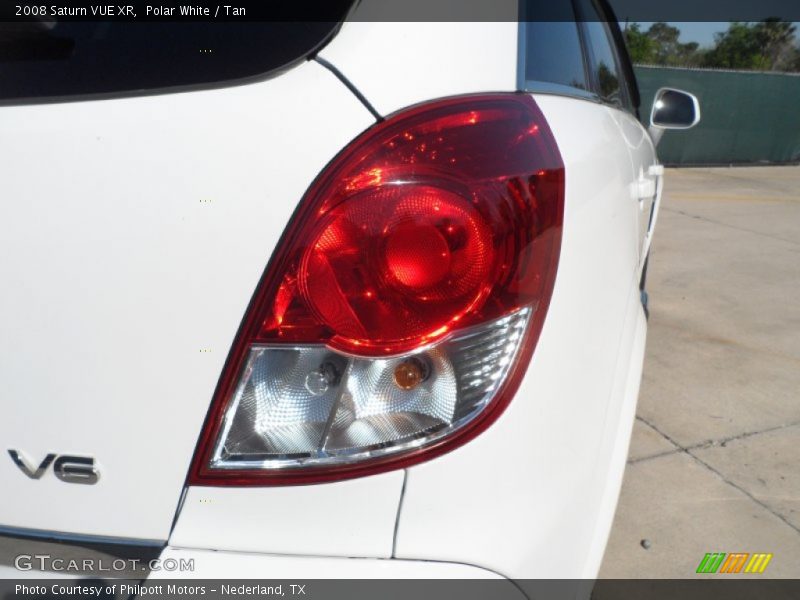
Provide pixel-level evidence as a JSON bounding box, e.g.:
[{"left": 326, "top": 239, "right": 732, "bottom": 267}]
[
  {"left": 149, "top": 545, "right": 508, "bottom": 580},
  {"left": 146, "top": 548, "right": 601, "bottom": 599}
]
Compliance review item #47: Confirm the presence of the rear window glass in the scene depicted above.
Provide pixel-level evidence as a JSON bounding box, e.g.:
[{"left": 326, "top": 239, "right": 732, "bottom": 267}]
[
  {"left": 0, "top": 21, "right": 344, "bottom": 102},
  {"left": 523, "top": 21, "right": 588, "bottom": 91},
  {"left": 520, "top": 1, "right": 588, "bottom": 92},
  {"left": 583, "top": 20, "right": 623, "bottom": 106}
]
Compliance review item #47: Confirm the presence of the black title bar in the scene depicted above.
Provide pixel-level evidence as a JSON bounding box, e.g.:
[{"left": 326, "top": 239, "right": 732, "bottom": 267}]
[{"left": 2, "top": 0, "right": 800, "bottom": 23}]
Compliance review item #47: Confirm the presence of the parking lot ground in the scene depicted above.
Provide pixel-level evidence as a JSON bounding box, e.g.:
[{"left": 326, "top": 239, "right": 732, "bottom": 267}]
[{"left": 599, "top": 166, "right": 800, "bottom": 578}]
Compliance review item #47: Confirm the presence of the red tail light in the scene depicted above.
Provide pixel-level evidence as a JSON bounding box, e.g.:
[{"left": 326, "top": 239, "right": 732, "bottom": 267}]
[{"left": 190, "top": 94, "right": 564, "bottom": 485}]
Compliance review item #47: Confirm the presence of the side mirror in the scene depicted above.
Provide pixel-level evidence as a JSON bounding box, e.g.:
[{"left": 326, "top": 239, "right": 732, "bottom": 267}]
[{"left": 649, "top": 87, "right": 701, "bottom": 146}]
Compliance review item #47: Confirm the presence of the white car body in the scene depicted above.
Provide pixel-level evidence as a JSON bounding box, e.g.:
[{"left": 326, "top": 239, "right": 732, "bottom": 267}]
[{"left": 0, "top": 5, "right": 672, "bottom": 584}]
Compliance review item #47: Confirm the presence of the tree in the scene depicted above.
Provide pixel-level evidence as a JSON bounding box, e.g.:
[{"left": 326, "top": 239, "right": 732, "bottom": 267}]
[
  {"left": 647, "top": 22, "right": 682, "bottom": 64},
  {"left": 623, "top": 23, "right": 657, "bottom": 64},
  {"left": 624, "top": 19, "right": 800, "bottom": 72},
  {"left": 624, "top": 22, "right": 705, "bottom": 67},
  {"left": 704, "top": 22, "right": 770, "bottom": 69},
  {"left": 674, "top": 42, "right": 701, "bottom": 66},
  {"left": 756, "top": 18, "right": 799, "bottom": 71},
  {"left": 702, "top": 19, "right": 799, "bottom": 71}
]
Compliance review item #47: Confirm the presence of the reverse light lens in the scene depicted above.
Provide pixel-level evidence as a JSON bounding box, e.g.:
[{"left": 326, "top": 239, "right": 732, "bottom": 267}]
[
  {"left": 211, "top": 310, "right": 530, "bottom": 470},
  {"left": 191, "top": 94, "right": 564, "bottom": 485}
]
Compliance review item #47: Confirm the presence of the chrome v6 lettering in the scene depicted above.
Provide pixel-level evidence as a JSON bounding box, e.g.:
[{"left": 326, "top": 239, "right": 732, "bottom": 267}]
[{"left": 7, "top": 450, "right": 99, "bottom": 485}]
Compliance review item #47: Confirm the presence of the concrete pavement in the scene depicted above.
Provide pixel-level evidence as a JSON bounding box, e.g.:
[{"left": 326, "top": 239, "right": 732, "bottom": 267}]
[{"left": 599, "top": 166, "right": 800, "bottom": 578}]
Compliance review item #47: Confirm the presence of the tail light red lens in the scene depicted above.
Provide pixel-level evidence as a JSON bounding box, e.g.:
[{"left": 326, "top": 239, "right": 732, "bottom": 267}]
[
  {"left": 299, "top": 183, "right": 495, "bottom": 353},
  {"left": 191, "top": 94, "right": 564, "bottom": 485}
]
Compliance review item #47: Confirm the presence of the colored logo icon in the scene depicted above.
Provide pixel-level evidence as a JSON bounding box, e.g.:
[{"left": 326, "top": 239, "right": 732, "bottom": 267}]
[{"left": 696, "top": 552, "right": 773, "bottom": 574}]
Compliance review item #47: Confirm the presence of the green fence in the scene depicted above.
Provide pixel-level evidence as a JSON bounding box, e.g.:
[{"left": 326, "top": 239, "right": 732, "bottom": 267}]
[{"left": 634, "top": 65, "right": 800, "bottom": 165}]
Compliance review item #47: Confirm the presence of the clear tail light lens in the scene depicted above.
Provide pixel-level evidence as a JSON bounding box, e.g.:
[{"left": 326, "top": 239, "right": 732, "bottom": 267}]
[{"left": 191, "top": 94, "right": 564, "bottom": 485}]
